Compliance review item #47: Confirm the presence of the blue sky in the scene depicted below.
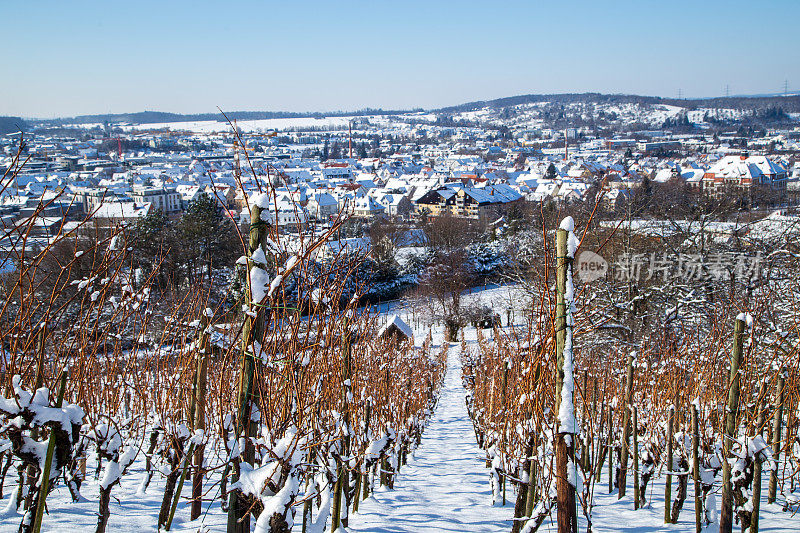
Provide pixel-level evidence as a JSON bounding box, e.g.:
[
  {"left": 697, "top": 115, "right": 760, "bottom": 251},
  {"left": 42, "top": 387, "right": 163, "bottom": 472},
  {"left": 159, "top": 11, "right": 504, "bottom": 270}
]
[{"left": 1, "top": 0, "right": 798, "bottom": 118}]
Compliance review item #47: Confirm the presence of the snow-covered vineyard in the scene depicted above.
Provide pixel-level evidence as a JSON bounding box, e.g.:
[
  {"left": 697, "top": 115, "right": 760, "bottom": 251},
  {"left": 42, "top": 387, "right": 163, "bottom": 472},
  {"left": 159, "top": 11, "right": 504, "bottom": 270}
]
[
  {"left": 1, "top": 158, "right": 800, "bottom": 533},
  {"left": 6, "top": 0, "right": 800, "bottom": 527}
]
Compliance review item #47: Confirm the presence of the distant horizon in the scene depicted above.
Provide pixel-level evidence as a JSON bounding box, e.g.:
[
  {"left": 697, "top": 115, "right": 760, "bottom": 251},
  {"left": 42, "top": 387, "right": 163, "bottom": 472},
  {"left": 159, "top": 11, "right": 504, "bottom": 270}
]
[
  {"left": 2, "top": 0, "right": 798, "bottom": 118},
  {"left": 12, "top": 89, "right": 800, "bottom": 122}
]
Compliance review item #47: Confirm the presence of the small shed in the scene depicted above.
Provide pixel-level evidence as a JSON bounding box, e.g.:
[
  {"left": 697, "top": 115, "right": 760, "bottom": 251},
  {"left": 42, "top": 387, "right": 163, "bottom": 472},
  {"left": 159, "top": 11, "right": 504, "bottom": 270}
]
[
  {"left": 467, "top": 304, "right": 501, "bottom": 329},
  {"left": 377, "top": 314, "right": 413, "bottom": 346},
  {"left": 477, "top": 312, "right": 501, "bottom": 330}
]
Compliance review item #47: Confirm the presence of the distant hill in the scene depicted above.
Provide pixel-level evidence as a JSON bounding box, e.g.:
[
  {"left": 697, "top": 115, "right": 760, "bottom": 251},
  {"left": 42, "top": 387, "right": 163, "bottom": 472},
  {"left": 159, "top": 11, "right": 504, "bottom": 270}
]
[
  {"left": 0, "top": 116, "right": 27, "bottom": 135},
  {"left": 436, "top": 92, "right": 800, "bottom": 114},
  {"left": 45, "top": 110, "right": 308, "bottom": 126},
  {"left": 40, "top": 108, "right": 413, "bottom": 127},
  {"left": 30, "top": 92, "right": 800, "bottom": 129}
]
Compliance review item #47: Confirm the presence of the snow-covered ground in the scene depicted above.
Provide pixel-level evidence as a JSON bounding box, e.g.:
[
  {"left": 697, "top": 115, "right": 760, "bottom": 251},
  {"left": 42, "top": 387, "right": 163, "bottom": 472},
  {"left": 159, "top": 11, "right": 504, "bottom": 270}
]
[
  {"left": 0, "top": 455, "right": 230, "bottom": 531},
  {"left": 1, "top": 283, "right": 797, "bottom": 532},
  {"left": 351, "top": 305, "right": 798, "bottom": 533},
  {"left": 347, "top": 339, "right": 512, "bottom": 533},
  {"left": 453, "top": 101, "right": 690, "bottom": 130},
  {"left": 120, "top": 116, "right": 354, "bottom": 133}
]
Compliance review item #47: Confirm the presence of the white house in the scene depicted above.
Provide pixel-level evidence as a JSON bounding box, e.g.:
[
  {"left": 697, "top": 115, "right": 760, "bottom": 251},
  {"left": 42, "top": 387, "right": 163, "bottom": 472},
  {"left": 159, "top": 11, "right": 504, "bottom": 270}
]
[
  {"left": 351, "top": 196, "right": 385, "bottom": 218},
  {"left": 307, "top": 191, "right": 339, "bottom": 220},
  {"left": 130, "top": 186, "right": 181, "bottom": 213}
]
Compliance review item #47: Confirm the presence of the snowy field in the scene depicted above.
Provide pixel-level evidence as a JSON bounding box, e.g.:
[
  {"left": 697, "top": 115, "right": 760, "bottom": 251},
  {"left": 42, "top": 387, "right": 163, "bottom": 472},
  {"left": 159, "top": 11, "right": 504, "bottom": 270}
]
[
  {"left": 351, "top": 284, "right": 798, "bottom": 533},
  {"left": 0, "top": 284, "right": 796, "bottom": 532},
  {"left": 347, "top": 339, "right": 511, "bottom": 533},
  {"left": 119, "top": 117, "right": 355, "bottom": 134}
]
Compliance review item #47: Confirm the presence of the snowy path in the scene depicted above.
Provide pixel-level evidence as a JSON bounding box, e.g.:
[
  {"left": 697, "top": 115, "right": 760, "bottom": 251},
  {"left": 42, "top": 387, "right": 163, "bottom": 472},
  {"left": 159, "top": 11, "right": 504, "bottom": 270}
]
[{"left": 347, "top": 341, "right": 512, "bottom": 533}]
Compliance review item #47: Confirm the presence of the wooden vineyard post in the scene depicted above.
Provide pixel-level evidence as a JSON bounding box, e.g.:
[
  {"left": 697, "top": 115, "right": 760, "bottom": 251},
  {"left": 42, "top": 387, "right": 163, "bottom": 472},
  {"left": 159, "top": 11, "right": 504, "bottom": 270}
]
[
  {"left": 302, "top": 448, "right": 316, "bottom": 532},
  {"left": 486, "top": 376, "right": 496, "bottom": 468},
  {"left": 381, "top": 364, "right": 390, "bottom": 487},
  {"left": 501, "top": 360, "right": 509, "bottom": 505},
  {"left": 664, "top": 404, "right": 674, "bottom": 523},
  {"left": 165, "top": 442, "right": 196, "bottom": 531},
  {"left": 767, "top": 368, "right": 786, "bottom": 503},
  {"left": 588, "top": 376, "right": 597, "bottom": 474},
  {"left": 330, "top": 427, "right": 344, "bottom": 528},
  {"left": 332, "top": 323, "right": 353, "bottom": 531},
  {"left": 719, "top": 315, "right": 746, "bottom": 533},
  {"left": 554, "top": 219, "right": 577, "bottom": 533},
  {"left": 750, "top": 403, "right": 767, "bottom": 533},
  {"left": 353, "top": 394, "right": 365, "bottom": 514},
  {"left": 618, "top": 353, "right": 634, "bottom": 499},
  {"left": 524, "top": 367, "right": 541, "bottom": 520},
  {"left": 607, "top": 402, "right": 614, "bottom": 494},
  {"left": 512, "top": 428, "right": 533, "bottom": 533},
  {"left": 191, "top": 310, "right": 212, "bottom": 521},
  {"left": 691, "top": 403, "right": 701, "bottom": 533},
  {"left": 352, "top": 467, "right": 362, "bottom": 515},
  {"left": 342, "top": 329, "right": 353, "bottom": 526},
  {"left": 594, "top": 402, "right": 605, "bottom": 482},
  {"left": 361, "top": 399, "right": 372, "bottom": 501},
  {"left": 24, "top": 325, "right": 48, "bottom": 512},
  {"left": 227, "top": 201, "right": 271, "bottom": 533},
  {"left": 30, "top": 368, "right": 67, "bottom": 533},
  {"left": 632, "top": 406, "right": 640, "bottom": 510}
]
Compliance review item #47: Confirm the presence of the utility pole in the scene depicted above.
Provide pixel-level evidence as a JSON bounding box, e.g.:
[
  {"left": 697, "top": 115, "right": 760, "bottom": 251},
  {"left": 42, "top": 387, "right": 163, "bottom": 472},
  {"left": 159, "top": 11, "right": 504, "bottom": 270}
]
[
  {"left": 233, "top": 119, "right": 241, "bottom": 179},
  {"left": 349, "top": 119, "right": 353, "bottom": 159},
  {"left": 725, "top": 84, "right": 730, "bottom": 98}
]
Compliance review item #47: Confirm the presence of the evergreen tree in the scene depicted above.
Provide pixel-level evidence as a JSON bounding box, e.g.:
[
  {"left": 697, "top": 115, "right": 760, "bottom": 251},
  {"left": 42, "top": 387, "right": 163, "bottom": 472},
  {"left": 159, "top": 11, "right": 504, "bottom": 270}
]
[
  {"left": 133, "top": 209, "right": 168, "bottom": 254},
  {"left": 177, "top": 193, "right": 238, "bottom": 284},
  {"left": 330, "top": 141, "right": 342, "bottom": 160},
  {"left": 131, "top": 209, "right": 176, "bottom": 291},
  {"left": 546, "top": 163, "right": 558, "bottom": 180},
  {"left": 633, "top": 175, "right": 653, "bottom": 212}
]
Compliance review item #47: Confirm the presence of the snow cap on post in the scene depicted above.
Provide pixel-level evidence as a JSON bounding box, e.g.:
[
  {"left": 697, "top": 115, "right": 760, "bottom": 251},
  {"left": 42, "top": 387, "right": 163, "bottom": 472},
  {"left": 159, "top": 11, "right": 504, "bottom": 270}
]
[
  {"left": 559, "top": 216, "right": 580, "bottom": 258},
  {"left": 250, "top": 192, "right": 271, "bottom": 210},
  {"left": 736, "top": 312, "right": 754, "bottom": 329},
  {"left": 248, "top": 192, "right": 275, "bottom": 224}
]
